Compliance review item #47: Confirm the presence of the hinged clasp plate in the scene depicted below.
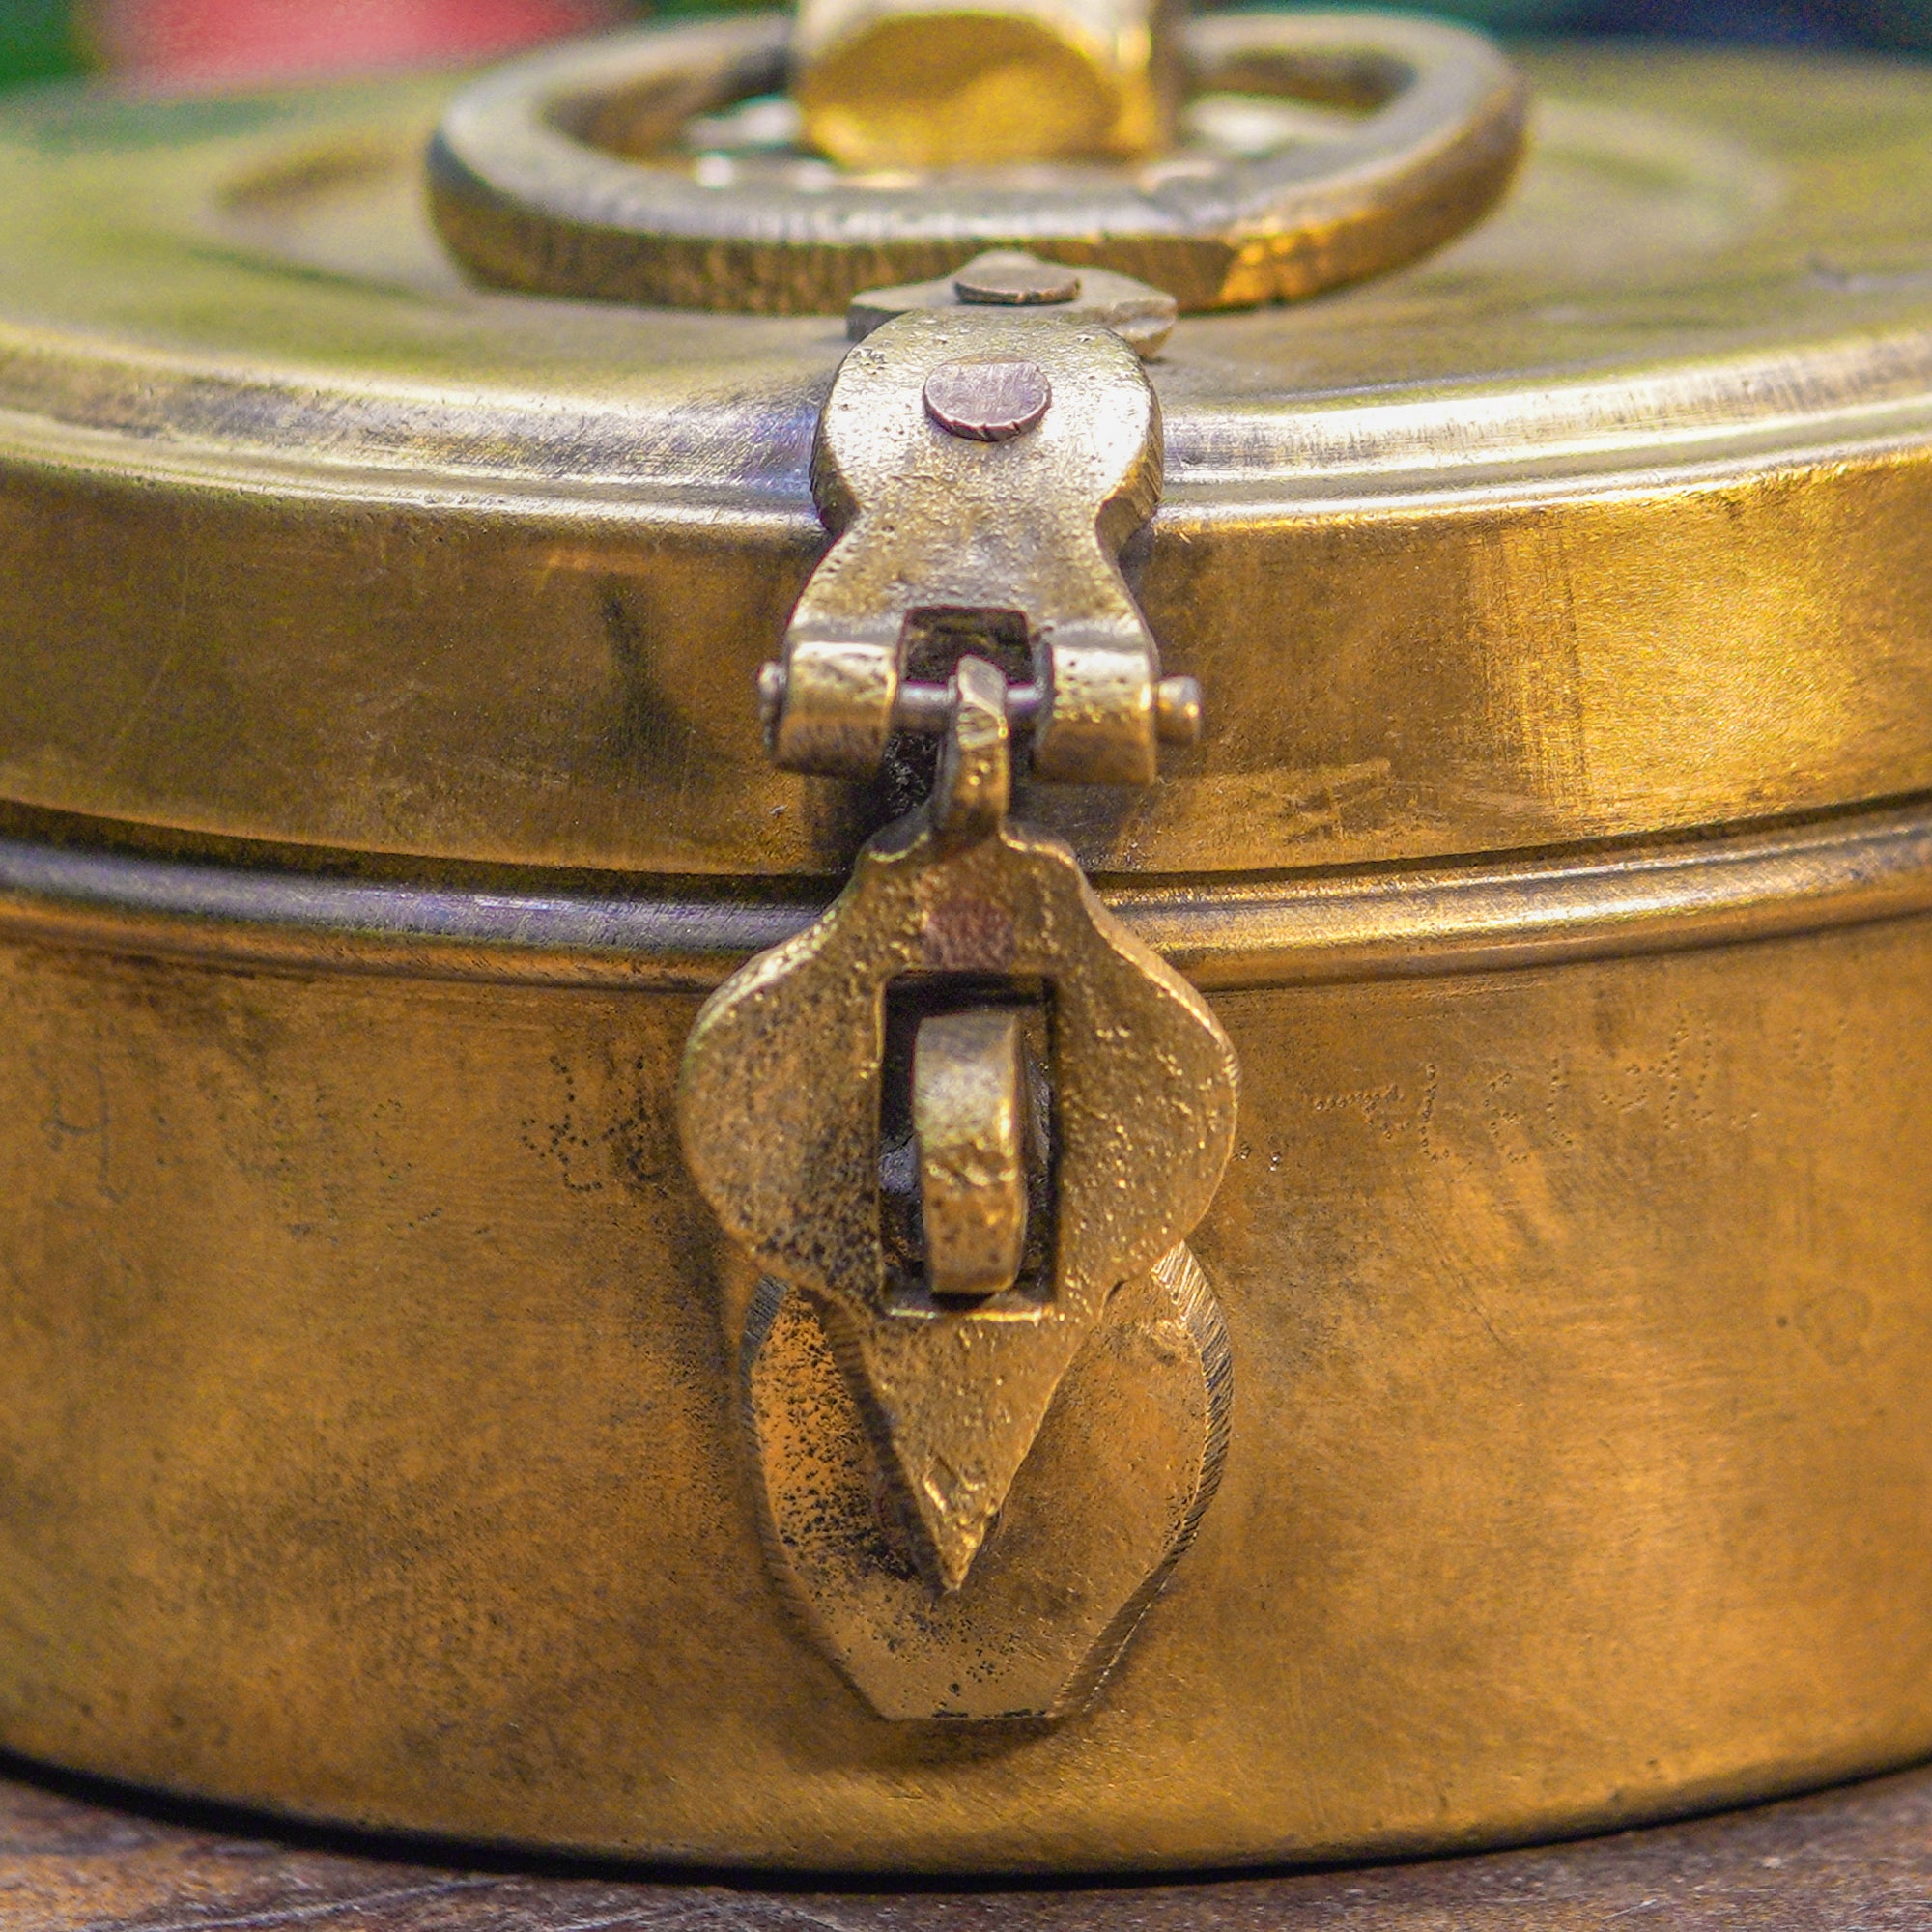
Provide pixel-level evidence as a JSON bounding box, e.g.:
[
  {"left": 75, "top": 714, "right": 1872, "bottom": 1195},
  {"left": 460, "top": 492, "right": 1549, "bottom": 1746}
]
[{"left": 679, "top": 258, "right": 1238, "bottom": 1720}]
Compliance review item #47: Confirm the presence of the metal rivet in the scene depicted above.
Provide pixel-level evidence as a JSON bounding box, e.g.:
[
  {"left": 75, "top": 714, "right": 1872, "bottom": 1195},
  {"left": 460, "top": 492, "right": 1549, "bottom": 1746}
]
[
  {"left": 952, "top": 253, "right": 1082, "bottom": 306},
  {"left": 923, "top": 357, "right": 1052, "bottom": 441}
]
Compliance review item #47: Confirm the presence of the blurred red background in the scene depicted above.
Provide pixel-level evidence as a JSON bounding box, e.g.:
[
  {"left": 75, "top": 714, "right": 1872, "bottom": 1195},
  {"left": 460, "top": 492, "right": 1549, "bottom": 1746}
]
[
  {"left": 0, "top": 0, "right": 1927, "bottom": 97},
  {"left": 88, "top": 0, "right": 624, "bottom": 89}
]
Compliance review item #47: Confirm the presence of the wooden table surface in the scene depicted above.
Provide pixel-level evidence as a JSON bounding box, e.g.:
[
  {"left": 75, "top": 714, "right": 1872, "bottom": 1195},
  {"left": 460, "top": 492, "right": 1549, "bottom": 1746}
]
[{"left": 3, "top": 1753, "right": 1930, "bottom": 1929}]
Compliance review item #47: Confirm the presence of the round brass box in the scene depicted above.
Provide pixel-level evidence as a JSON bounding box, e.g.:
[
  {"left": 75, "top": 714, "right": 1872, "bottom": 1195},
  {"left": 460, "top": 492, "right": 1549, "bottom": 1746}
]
[{"left": 4, "top": 31, "right": 1932, "bottom": 1875}]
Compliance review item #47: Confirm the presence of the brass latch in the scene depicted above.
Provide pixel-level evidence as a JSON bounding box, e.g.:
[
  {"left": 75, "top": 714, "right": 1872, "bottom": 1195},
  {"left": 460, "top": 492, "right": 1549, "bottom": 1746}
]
[{"left": 679, "top": 256, "right": 1238, "bottom": 1720}]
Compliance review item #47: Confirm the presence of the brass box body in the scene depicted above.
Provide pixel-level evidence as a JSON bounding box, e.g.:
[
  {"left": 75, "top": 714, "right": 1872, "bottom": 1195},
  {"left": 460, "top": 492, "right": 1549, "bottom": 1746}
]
[{"left": 4, "top": 41, "right": 1932, "bottom": 1872}]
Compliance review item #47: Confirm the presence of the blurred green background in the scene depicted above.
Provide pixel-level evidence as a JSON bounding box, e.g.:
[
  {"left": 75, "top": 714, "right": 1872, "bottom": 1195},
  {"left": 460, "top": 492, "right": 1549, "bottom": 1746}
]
[
  {"left": 2, "top": 0, "right": 72, "bottom": 83},
  {"left": 2, "top": 0, "right": 1927, "bottom": 96}
]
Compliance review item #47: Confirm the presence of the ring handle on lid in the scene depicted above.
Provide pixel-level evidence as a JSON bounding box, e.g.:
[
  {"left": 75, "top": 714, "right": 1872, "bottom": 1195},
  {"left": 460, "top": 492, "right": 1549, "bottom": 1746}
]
[{"left": 427, "top": 8, "right": 1529, "bottom": 316}]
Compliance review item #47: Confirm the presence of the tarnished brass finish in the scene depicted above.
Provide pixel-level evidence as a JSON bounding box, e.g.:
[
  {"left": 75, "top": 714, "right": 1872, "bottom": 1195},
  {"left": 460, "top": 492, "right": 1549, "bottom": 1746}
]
[
  {"left": 9, "top": 27, "right": 1932, "bottom": 1876},
  {"left": 767, "top": 304, "right": 1169, "bottom": 785},
  {"left": 5, "top": 826, "right": 1932, "bottom": 1864},
  {"left": 426, "top": 11, "right": 1527, "bottom": 314},
  {"left": 680, "top": 659, "right": 1237, "bottom": 1598},
  {"left": 912, "top": 1009, "right": 1030, "bottom": 1298},
  {"left": 6, "top": 798, "right": 1932, "bottom": 991},
  {"left": 697, "top": 291, "right": 1235, "bottom": 1670},
  {"left": 10, "top": 50, "right": 1932, "bottom": 877},
  {"left": 744, "top": 1245, "right": 1229, "bottom": 1719},
  {"left": 794, "top": 0, "right": 1180, "bottom": 168}
]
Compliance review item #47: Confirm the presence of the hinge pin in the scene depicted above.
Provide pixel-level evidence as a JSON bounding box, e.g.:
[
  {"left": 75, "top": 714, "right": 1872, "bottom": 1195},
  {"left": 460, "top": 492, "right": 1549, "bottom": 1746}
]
[{"left": 758, "top": 663, "right": 1202, "bottom": 749}]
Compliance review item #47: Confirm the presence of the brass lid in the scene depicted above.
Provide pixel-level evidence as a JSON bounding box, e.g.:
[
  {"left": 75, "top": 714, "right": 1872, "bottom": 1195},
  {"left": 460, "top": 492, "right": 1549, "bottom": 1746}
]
[{"left": 4, "top": 41, "right": 1932, "bottom": 881}]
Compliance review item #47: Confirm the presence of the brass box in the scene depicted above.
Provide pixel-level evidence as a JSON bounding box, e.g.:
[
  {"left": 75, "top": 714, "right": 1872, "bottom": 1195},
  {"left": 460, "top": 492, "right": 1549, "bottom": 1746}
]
[{"left": 2, "top": 29, "right": 1932, "bottom": 1875}]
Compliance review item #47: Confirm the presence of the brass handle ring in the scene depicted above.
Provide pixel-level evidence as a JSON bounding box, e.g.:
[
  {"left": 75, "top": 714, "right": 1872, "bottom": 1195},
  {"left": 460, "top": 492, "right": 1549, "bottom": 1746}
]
[{"left": 427, "top": 9, "right": 1528, "bottom": 316}]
